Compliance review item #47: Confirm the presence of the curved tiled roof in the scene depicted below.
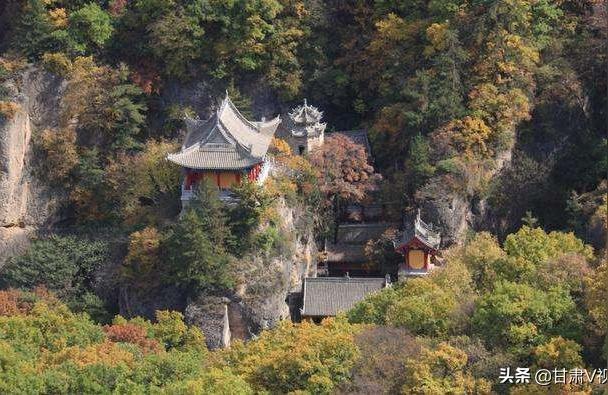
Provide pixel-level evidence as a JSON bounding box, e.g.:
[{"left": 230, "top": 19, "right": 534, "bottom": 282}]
[
  {"left": 397, "top": 210, "right": 441, "bottom": 251},
  {"left": 288, "top": 99, "right": 323, "bottom": 125},
  {"left": 167, "top": 145, "right": 262, "bottom": 170},
  {"left": 168, "top": 94, "right": 280, "bottom": 170},
  {"left": 287, "top": 99, "right": 326, "bottom": 138}
]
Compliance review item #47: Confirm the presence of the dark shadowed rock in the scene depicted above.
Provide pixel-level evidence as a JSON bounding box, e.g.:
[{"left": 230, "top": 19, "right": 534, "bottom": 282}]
[{"left": 118, "top": 284, "right": 186, "bottom": 320}]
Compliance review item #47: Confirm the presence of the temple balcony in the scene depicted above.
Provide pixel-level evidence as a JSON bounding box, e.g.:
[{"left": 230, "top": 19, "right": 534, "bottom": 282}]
[
  {"left": 181, "top": 183, "right": 195, "bottom": 201},
  {"left": 398, "top": 268, "right": 430, "bottom": 277},
  {"left": 180, "top": 183, "right": 238, "bottom": 203},
  {"left": 397, "top": 263, "right": 437, "bottom": 280}
]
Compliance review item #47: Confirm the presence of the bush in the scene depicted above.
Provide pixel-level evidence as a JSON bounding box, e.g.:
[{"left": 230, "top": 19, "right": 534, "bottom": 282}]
[
  {"left": 0, "top": 101, "right": 21, "bottom": 119},
  {"left": 39, "top": 128, "right": 79, "bottom": 183},
  {"left": 42, "top": 52, "right": 72, "bottom": 76}
]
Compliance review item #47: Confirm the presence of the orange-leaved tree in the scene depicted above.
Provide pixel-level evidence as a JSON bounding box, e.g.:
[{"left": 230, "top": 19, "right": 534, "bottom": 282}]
[{"left": 309, "top": 134, "right": 381, "bottom": 221}]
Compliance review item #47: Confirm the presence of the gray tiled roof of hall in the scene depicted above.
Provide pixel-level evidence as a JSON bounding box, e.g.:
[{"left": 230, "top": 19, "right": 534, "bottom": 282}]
[
  {"left": 301, "top": 277, "right": 388, "bottom": 317},
  {"left": 167, "top": 94, "right": 280, "bottom": 170},
  {"left": 325, "top": 243, "right": 366, "bottom": 263},
  {"left": 336, "top": 222, "right": 400, "bottom": 244},
  {"left": 167, "top": 146, "right": 262, "bottom": 170}
]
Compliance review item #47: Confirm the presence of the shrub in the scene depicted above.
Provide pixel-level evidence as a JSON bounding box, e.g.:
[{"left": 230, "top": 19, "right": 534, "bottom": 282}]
[
  {"left": 42, "top": 52, "right": 72, "bottom": 76},
  {"left": 39, "top": 128, "right": 79, "bottom": 183},
  {"left": 0, "top": 101, "right": 21, "bottom": 119}
]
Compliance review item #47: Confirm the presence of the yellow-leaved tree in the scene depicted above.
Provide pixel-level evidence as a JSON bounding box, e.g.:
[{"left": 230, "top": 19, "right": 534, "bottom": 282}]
[{"left": 401, "top": 342, "right": 492, "bottom": 395}]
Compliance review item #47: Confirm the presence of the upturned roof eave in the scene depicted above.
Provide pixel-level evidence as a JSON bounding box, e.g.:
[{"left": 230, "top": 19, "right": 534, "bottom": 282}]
[{"left": 395, "top": 235, "right": 440, "bottom": 253}]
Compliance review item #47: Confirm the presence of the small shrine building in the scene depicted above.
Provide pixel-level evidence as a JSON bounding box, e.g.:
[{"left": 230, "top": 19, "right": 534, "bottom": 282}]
[
  {"left": 167, "top": 94, "right": 280, "bottom": 202},
  {"left": 395, "top": 210, "right": 441, "bottom": 278}
]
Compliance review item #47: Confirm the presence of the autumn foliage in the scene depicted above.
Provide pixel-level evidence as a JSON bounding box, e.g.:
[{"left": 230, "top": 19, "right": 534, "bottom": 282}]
[
  {"left": 309, "top": 134, "right": 381, "bottom": 203},
  {"left": 0, "top": 289, "right": 363, "bottom": 394}
]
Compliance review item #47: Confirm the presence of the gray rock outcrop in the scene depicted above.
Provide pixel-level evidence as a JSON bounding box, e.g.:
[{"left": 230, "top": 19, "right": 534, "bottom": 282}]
[
  {"left": 418, "top": 149, "right": 513, "bottom": 247},
  {"left": 0, "top": 67, "right": 67, "bottom": 265},
  {"left": 183, "top": 198, "right": 317, "bottom": 349}
]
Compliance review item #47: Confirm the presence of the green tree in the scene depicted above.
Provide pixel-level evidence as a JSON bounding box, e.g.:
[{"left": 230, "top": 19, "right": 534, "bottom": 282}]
[
  {"left": 532, "top": 337, "right": 583, "bottom": 370},
  {"left": 404, "top": 134, "right": 435, "bottom": 196},
  {"left": 347, "top": 285, "right": 399, "bottom": 326},
  {"left": 586, "top": 261, "right": 608, "bottom": 361},
  {"left": 222, "top": 319, "right": 360, "bottom": 394},
  {"left": 503, "top": 226, "right": 593, "bottom": 268},
  {"left": 453, "top": 232, "right": 505, "bottom": 292},
  {"left": 148, "top": 6, "right": 204, "bottom": 78},
  {"left": 11, "top": 0, "right": 54, "bottom": 59},
  {"left": 192, "top": 179, "right": 233, "bottom": 249},
  {"left": 106, "top": 139, "right": 181, "bottom": 225},
  {"left": 228, "top": 179, "right": 275, "bottom": 254},
  {"left": 401, "top": 342, "right": 491, "bottom": 395},
  {"left": 0, "top": 235, "right": 110, "bottom": 319},
  {"left": 163, "top": 208, "right": 234, "bottom": 295},
  {"left": 163, "top": 368, "right": 253, "bottom": 395},
  {"left": 472, "top": 281, "right": 582, "bottom": 353},
  {"left": 151, "top": 310, "right": 207, "bottom": 353},
  {"left": 68, "top": 3, "right": 113, "bottom": 53},
  {"left": 384, "top": 278, "right": 457, "bottom": 337}
]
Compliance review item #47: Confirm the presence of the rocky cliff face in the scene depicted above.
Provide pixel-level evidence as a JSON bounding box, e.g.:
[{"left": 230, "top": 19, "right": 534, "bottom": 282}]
[
  {"left": 418, "top": 150, "right": 513, "bottom": 247},
  {"left": 184, "top": 198, "right": 318, "bottom": 349},
  {"left": 0, "top": 67, "right": 67, "bottom": 265}
]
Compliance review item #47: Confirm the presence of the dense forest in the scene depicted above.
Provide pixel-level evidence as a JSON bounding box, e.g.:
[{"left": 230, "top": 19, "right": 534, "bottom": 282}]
[{"left": 0, "top": 0, "right": 606, "bottom": 393}]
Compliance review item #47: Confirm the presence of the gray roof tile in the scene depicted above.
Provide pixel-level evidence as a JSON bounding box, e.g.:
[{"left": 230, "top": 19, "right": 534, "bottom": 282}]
[
  {"left": 301, "top": 277, "right": 387, "bottom": 317},
  {"left": 336, "top": 223, "right": 400, "bottom": 244},
  {"left": 325, "top": 243, "right": 367, "bottom": 263},
  {"left": 400, "top": 210, "right": 441, "bottom": 250},
  {"left": 168, "top": 95, "right": 280, "bottom": 170}
]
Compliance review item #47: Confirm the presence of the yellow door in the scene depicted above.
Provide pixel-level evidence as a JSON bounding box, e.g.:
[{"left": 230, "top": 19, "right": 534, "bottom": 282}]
[{"left": 408, "top": 249, "right": 425, "bottom": 270}]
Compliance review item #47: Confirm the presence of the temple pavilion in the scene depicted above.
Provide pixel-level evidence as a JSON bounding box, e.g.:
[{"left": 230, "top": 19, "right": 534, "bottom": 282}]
[
  {"left": 280, "top": 99, "right": 326, "bottom": 155},
  {"left": 167, "top": 94, "right": 280, "bottom": 202},
  {"left": 395, "top": 210, "right": 441, "bottom": 277}
]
